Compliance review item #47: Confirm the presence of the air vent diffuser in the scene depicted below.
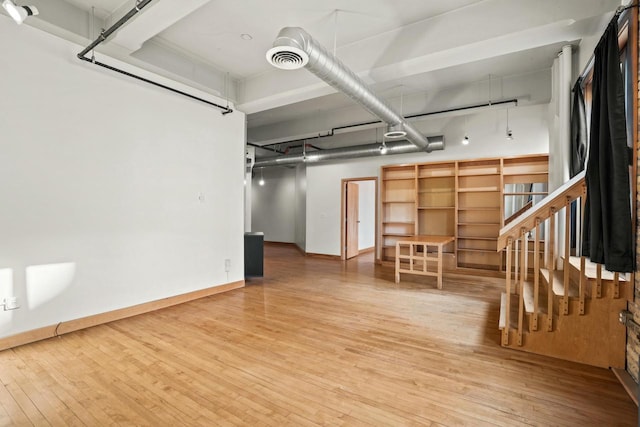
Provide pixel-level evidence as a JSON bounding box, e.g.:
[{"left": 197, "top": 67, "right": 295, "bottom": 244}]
[{"left": 266, "top": 46, "right": 308, "bottom": 70}]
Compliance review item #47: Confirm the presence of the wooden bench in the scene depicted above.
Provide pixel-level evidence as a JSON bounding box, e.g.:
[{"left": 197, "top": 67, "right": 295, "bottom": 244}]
[{"left": 395, "top": 235, "right": 455, "bottom": 289}]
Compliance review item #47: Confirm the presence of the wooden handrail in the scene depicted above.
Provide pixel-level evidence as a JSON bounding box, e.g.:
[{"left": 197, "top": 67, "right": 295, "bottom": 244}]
[
  {"left": 497, "top": 171, "right": 586, "bottom": 251},
  {"left": 504, "top": 200, "right": 533, "bottom": 226}
]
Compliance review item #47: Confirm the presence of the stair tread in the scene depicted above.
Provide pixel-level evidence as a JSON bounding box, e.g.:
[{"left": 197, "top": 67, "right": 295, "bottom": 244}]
[
  {"left": 540, "top": 268, "right": 579, "bottom": 297},
  {"left": 522, "top": 281, "right": 535, "bottom": 314},
  {"left": 499, "top": 292, "right": 507, "bottom": 329},
  {"left": 499, "top": 292, "right": 519, "bottom": 330},
  {"left": 567, "top": 256, "right": 627, "bottom": 282}
]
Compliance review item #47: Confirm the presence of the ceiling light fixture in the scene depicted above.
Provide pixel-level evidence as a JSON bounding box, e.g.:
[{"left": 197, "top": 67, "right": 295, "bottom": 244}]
[
  {"left": 384, "top": 123, "right": 407, "bottom": 139},
  {"left": 258, "top": 169, "right": 265, "bottom": 186},
  {"left": 462, "top": 116, "right": 470, "bottom": 145},
  {"left": 506, "top": 108, "right": 514, "bottom": 140},
  {"left": 379, "top": 135, "right": 388, "bottom": 155},
  {"left": 2, "top": 0, "right": 38, "bottom": 25}
]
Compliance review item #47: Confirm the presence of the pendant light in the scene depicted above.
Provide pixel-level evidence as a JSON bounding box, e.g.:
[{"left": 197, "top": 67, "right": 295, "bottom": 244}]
[
  {"left": 462, "top": 116, "right": 470, "bottom": 145},
  {"left": 506, "top": 108, "right": 514, "bottom": 140}
]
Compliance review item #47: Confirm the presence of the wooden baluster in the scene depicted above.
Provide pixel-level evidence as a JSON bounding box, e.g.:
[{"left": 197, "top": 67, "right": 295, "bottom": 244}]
[
  {"left": 502, "top": 237, "right": 513, "bottom": 346},
  {"left": 518, "top": 232, "right": 526, "bottom": 346},
  {"left": 576, "top": 184, "right": 588, "bottom": 304},
  {"left": 523, "top": 227, "right": 529, "bottom": 282},
  {"left": 514, "top": 234, "right": 519, "bottom": 284},
  {"left": 562, "top": 198, "right": 570, "bottom": 315},
  {"left": 596, "top": 264, "right": 602, "bottom": 298},
  {"left": 614, "top": 272, "right": 620, "bottom": 298},
  {"left": 532, "top": 218, "right": 540, "bottom": 331},
  {"left": 579, "top": 255, "right": 586, "bottom": 315},
  {"left": 395, "top": 241, "right": 400, "bottom": 283},
  {"left": 547, "top": 210, "right": 556, "bottom": 331}
]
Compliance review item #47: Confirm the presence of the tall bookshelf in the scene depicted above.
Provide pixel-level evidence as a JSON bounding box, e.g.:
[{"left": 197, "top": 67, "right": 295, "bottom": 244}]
[
  {"left": 417, "top": 162, "right": 456, "bottom": 256},
  {"left": 381, "top": 165, "right": 416, "bottom": 262},
  {"left": 456, "top": 159, "right": 503, "bottom": 270},
  {"left": 379, "top": 154, "right": 549, "bottom": 272}
]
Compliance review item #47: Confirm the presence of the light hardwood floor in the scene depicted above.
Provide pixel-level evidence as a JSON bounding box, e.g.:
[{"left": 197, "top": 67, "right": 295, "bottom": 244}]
[{"left": 0, "top": 244, "right": 636, "bottom": 426}]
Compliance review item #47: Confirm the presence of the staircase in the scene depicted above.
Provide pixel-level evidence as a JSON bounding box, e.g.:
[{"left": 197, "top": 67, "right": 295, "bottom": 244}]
[{"left": 497, "top": 171, "right": 632, "bottom": 368}]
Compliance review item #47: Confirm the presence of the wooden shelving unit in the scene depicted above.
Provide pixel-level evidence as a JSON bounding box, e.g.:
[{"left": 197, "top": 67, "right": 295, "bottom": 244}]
[
  {"left": 379, "top": 154, "right": 549, "bottom": 273},
  {"left": 415, "top": 162, "right": 456, "bottom": 266},
  {"left": 456, "top": 158, "right": 502, "bottom": 271},
  {"left": 381, "top": 165, "right": 417, "bottom": 262}
]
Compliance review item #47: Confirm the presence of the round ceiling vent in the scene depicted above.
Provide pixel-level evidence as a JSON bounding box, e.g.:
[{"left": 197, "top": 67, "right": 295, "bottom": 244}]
[{"left": 266, "top": 46, "right": 309, "bottom": 70}]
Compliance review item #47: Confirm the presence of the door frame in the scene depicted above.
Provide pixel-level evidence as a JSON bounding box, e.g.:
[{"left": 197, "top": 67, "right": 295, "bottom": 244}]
[{"left": 340, "top": 177, "right": 379, "bottom": 261}]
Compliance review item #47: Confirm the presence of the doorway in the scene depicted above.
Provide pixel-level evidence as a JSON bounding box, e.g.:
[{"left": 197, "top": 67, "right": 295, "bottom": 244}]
[{"left": 341, "top": 177, "right": 378, "bottom": 260}]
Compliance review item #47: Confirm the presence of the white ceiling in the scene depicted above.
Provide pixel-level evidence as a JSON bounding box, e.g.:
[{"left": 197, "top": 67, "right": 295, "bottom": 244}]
[{"left": 22, "top": 0, "right": 622, "bottom": 155}]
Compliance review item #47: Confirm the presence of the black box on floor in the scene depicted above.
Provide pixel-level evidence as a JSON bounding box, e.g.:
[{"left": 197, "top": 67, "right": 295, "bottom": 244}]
[{"left": 244, "top": 232, "right": 264, "bottom": 277}]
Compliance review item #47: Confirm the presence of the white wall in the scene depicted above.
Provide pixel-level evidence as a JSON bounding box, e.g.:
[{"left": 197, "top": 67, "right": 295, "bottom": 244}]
[
  {"left": 357, "top": 181, "right": 376, "bottom": 250},
  {"left": 0, "top": 17, "right": 245, "bottom": 338},
  {"left": 306, "top": 104, "right": 550, "bottom": 256},
  {"left": 251, "top": 167, "right": 296, "bottom": 243}
]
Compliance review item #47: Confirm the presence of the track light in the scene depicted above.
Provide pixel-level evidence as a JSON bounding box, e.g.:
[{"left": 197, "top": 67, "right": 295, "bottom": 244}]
[
  {"left": 462, "top": 135, "right": 470, "bottom": 145},
  {"left": 505, "top": 108, "right": 514, "bottom": 140},
  {"left": 379, "top": 135, "right": 388, "bottom": 155},
  {"left": 2, "top": 0, "right": 38, "bottom": 25}
]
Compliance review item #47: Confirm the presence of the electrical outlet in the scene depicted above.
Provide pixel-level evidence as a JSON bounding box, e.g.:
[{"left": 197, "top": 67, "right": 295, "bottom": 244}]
[
  {"left": 224, "top": 259, "right": 231, "bottom": 272},
  {"left": 3, "top": 297, "right": 19, "bottom": 311}
]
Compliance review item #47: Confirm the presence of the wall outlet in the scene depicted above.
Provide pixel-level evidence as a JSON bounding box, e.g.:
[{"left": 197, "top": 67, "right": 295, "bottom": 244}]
[
  {"left": 3, "top": 297, "right": 19, "bottom": 311},
  {"left": 224, "top": 259, "right": 231, "bottom": 272}
]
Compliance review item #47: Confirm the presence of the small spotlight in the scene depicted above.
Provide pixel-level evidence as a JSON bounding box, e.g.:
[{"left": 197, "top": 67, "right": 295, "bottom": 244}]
[
  {"left": 2, "top": 0, "right": 38, "bottom": 25},
  {"left": 462, "top": 135, "right": 470, "bottom": 145},
  {"left": 506, "top": 129, "right": 514, "bottom": 140},
  {"left": 258, "top": 178, "right": 265, "bottom": 186},
  {"left": 379, "top": 143, "right": 388, "bottom": 155}
]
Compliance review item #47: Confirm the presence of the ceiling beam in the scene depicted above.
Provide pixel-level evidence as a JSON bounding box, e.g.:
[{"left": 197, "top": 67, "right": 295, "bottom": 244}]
[{"left": 110, "top": 0, "right": 212, "bottom": 53}]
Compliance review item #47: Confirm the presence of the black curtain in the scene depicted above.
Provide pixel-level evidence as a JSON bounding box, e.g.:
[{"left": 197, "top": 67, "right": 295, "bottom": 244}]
[
  {"left": 581, "top": 19, "right": 634, "bottom": 272},
  {"left": 570, "top": 79, "right": 588, "bottom": 177},
  {"left": 570, "top": 79, "right": 588, "bottom": 250}
]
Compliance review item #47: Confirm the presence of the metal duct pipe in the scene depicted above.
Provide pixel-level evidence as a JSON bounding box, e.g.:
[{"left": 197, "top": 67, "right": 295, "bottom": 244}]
[
  {"left": 266, "top": 27, "right": 443, "bottom": 153},
  {"left": 253, "top": 136, "right": 443, "bottom": 168}
]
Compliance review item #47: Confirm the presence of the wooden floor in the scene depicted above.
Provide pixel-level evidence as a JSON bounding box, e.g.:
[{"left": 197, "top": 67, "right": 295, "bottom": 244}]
[{"left": 0, "top": 244, "right": 636, "bottom": 426}]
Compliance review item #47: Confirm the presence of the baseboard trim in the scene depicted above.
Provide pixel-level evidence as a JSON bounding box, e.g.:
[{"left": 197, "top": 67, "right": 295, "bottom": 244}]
[
  {"left": 0, "top": 280, "right": 244, "bottom": 352},
  {"left": 612, "top": 368, "right": 638, "bottom": 406},
  {"left": 359, "top": 247, "right": 375, "bottom": 255},
  {"left": 306, "top": 253, "right": 341, "bottom": 260}
]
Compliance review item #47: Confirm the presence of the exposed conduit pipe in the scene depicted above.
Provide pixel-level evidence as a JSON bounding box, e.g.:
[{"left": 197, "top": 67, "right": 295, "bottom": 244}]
[
  {"left": 254, "top": 136, "right": 443, "bottom": 168},
  {"left": 253, "top": 98, "right": 518, "bottom": 148},
  {"left": 77, "top": 0, "right": 233, "bottom": 115},
  {"left": 266, "top": 27, "right": 443, "bottom": 152}
]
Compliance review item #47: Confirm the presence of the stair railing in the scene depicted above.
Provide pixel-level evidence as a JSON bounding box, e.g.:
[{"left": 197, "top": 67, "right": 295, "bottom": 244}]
[{"left": 497, "top": 171, "right": 589, "bottom": 346}]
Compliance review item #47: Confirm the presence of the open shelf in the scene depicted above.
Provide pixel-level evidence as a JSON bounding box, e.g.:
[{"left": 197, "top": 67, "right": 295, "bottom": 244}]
[
  {"left": 383, "top": 221, "right": 415, "bottom": 225},
  {"left": 458, "top": 188, "right": 500, "bottom": 193},
  {"left": 383, "top": 200, "right": 415, "bottom": 204}
]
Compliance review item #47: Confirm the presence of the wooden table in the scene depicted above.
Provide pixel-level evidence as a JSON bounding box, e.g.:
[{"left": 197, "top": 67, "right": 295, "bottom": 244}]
[{"left": 395, "top": 235, "right": 455, "bottom": 289}]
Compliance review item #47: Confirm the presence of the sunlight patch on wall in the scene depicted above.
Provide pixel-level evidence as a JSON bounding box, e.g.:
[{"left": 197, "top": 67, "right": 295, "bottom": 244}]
[{"left": 26, "top": 262, "right": 76, "bottom": 309}]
